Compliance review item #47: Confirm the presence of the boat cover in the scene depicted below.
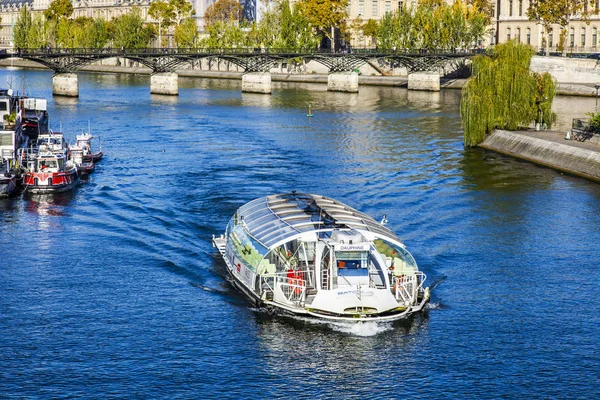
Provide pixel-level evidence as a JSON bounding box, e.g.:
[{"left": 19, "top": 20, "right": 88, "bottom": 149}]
[{"left": 237, "top": 193, "right": 399, "bottom": 249}]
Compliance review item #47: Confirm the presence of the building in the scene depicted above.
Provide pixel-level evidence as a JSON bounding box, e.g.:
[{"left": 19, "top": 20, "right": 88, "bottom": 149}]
[
  {"left": 344, "top": 0, "right": 600, "bottom": 52},
  {"left": 492, "top": 0, "right": 600, "bottom": 53}
]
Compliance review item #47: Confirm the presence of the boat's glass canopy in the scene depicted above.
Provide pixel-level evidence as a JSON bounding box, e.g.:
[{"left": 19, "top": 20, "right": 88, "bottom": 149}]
[{"left": 236, "top": 192, "right": 400, "bottom": 249}]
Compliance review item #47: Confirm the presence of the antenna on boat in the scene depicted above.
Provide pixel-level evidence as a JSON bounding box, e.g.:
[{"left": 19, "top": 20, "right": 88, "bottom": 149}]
[{"left": 380, "top": 214, "right": 389, "bottom": 225}]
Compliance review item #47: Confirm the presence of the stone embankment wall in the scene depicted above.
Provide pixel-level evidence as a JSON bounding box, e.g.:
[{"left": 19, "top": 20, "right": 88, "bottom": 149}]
[
  {"left": 530, "top": 56, "right": 600, "bottom": 96},
  {"left": 479, "top": 130, "right": 600, "bottom": 182}
]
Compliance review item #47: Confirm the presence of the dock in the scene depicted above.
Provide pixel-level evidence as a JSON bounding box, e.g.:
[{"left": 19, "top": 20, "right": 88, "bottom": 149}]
[{"left": 479, "top": 129, "right": 600, "bottom": 182}]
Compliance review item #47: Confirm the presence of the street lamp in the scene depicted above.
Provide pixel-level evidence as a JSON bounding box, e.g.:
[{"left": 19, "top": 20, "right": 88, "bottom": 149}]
[{"left": 595, "top": 84, "right": 600, "bottom": 112}]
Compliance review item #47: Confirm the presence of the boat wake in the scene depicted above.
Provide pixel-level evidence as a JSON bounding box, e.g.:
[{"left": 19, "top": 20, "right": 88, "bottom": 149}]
[
  {"left": 266, "top": 312, "right": 395, "bottom": 337},
  {"left": 426, "top": 302, "right": 443, "bottom": 310},
  {"left": 189, "top": 282, "right": 230, "bottom": 295},
  {"left": 328, "top": 321, "right": 394, "bottom": 337}
]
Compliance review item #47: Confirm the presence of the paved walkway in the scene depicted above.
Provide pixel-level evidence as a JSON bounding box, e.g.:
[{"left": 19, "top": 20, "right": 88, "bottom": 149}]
[{"left": 519, "top": 129, "right": 600, "bottom": 152}]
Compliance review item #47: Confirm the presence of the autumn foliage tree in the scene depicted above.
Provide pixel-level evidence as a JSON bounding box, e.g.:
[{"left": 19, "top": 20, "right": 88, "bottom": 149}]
[
  {"left": 527, "top": 0, "right": 594, "bottom": 55},
  {"left": 204, "top": 0, "right": 243, "bottom": 28},
  {"left": 296, "top": 0, "right": 348, "bottom": 47}
]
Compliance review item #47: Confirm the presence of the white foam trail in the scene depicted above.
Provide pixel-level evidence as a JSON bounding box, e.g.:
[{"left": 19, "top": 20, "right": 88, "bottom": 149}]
[{"left": 329, "top": 321, "right": 394, "bottom": 337}]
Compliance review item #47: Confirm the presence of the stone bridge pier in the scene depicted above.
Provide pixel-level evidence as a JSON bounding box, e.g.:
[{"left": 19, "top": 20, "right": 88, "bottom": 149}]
[
  {"left": 151, "top": 72, "right": 179, "bottom": 95},
  {"left": 408, "top": 72, "right": 441, "bottom": 91},
  {"left": 242, "top": 72, "right": 272, "bottom": 94},
  {"left": 52, "top": 73, "right": 79, "bottom": 97},
  {"left": 327, "top": 72, "right": 359, "bottom": 93}
]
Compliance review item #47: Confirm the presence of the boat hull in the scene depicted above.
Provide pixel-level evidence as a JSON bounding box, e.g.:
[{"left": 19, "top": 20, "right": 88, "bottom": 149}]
[
  {"left": 83, "top": 152, "right": 103, "bottom": 163},
  {"left": 23, "top": 170, "right": 79, "bottom": 194},
  {"left": 0, "top": 176, "right": 17, "bottom": 197}
]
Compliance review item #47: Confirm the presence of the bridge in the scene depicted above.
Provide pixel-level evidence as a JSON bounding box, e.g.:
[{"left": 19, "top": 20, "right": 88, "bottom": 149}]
[{"left": 0, "top": 48, "right": 479, "bottom": 96}]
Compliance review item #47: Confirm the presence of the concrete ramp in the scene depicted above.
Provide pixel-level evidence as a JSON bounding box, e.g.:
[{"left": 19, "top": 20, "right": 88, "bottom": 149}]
[{"left": 480, "top": 130, "right": 600, "bottom": 182}]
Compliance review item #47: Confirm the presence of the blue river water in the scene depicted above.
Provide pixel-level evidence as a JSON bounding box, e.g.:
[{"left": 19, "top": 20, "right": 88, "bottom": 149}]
[{"left": 1, "top": 69, "right": 599, "bottom": 398}]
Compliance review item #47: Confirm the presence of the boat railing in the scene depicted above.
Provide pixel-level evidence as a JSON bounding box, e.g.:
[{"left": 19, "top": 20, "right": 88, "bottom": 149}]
[
  {"left": 259, "top": 270, "right": 314, "bottom": 306},
  {"left": 394, "top": 271, "right": 427, "bottom": 305}
]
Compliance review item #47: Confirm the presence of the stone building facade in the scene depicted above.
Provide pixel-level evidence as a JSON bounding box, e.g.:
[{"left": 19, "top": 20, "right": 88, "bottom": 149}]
[{"left": 491, "top": 0, "right": 600, "bottom": 53}]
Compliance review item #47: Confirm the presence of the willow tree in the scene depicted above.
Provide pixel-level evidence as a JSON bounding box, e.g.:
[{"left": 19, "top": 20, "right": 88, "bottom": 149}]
[{"left": 461, "top": 41, "right": 557, "bottom": 147}]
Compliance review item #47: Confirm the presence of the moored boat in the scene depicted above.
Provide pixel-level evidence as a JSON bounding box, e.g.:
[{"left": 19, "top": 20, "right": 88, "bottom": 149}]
[
  {"left": 0, "top": 170, "right": 18, "bottom": 197},
  {"left": 212, "top": 192, "right": 430, "bottom": 322},
  {"left": 23, "top": 152, "right": 79, "bottom": 194},
  {"left": 75, "top": 132, "right": 103, "bottom": 163},
  {"left": 69, "top": 145, "right": 95, "bottom": 176}
]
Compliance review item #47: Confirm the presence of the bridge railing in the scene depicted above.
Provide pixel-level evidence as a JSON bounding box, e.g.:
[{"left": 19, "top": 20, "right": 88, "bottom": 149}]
[{"left": 10, "top": 47, "right": 483, "bottom": 57}]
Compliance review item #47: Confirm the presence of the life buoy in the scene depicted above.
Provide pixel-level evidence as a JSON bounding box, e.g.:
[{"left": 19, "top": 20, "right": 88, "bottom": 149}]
[{"left": 287, "top": 270, "right": 305, "bottom": 294}]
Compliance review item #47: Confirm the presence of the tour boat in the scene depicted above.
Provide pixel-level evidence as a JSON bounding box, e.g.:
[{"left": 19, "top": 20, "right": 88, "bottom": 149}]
[
  {"left": 23, "top": 152, "right": 79, "bottom": 193},
  {"left": 75, "top": 132, "right": 103, "bottom": 163},
  {"left": 212, "top": 192, "right": 430, "bottom": 322}
]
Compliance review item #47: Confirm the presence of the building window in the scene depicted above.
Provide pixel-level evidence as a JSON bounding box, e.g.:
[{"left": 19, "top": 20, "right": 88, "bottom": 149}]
[
  {"left": 507, "top": 28, "right": 511, "bottom": 42},
  {"left": 581, "top": 28, "right": 586, "bottom": 48},
  {"left": 518, "top": 0, "right": 522, "bottom": 16},
  {"left": 385, "top": 0, "right": 391, "bottom": 13},
  {"left": 398, "top": 1, "right": 403, "bottom": 9},
  {"left": 593, "top": 27, "right": 598, "bottom": 47},
  {"left": 516, "top": 28, "right": 521, "bottom": 43},
  {"left": 359, "top": 0, "right": 364, "bottom": 15},
  {"left": 549, "top": 29, "right": 553, "bottom": 48},
  {"left": 570, "top": 27, "right": 575, "bottom": 47},
  {"left": 526, "top": 28, "right": 531, "bottom": 45},
  {"left": 509, "top": 0, "right": 513, "bottom": 17},
  {"left": 490, "top": 28, "right": 496, "bottom": 45},
  {"left": 372, "top": 0, "right": 378, "bottom": 17}
]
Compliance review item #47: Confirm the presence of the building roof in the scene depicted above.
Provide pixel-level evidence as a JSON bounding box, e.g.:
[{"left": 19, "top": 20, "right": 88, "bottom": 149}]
[
  {"left": 237, "top": 192, "right": 400, "bottom": 249},
  {"left": 0, "top": 0, "right": 33, "bottom": 7}
]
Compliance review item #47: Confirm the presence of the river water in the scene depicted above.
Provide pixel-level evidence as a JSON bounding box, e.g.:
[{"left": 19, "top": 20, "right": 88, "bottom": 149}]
[{"left": 1, "top": 69, "right": 599, "bottom": 398}]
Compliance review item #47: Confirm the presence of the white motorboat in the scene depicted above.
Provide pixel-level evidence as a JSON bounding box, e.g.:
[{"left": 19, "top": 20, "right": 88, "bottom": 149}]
[{"left": 212, "top": 192, "right": 430, "bottom": 322}]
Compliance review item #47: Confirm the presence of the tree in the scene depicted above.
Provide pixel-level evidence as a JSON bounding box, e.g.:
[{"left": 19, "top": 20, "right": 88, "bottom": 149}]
[
  {"left": 112, "top": 7, "right": 156, "bottom": 49},
  {"left": 274, "top": 0, "right": 319, "bottom": 50},
  {"left": 204, "top": 0, "right": 243, "bottom": 28},
  {"left": 44, "top": 0, "right": 74, "bottom": 46},
  {"left": 362, "top": 19, "right": 378, "bottom": 47},
  {"left": 14, "top": 5, "right": 46, "bottom": 49},
  {"left": 149, "top": 0, "right": 175, "bottom": 47},
  {"left": 71, "top": 17, "right": 109, "bottom": 48},
  {"left": 460, "top": 41, "right": 557, "bottom": 147},
  {"left": 44, "top": 0, "right": 74, "bottom": 21},
  {"left": 296, "top": 0, "right": 348, "bottom": 46},
  {"left": 174, "top": 18, "right": 197, "bottom": 48},
  {"left": 170, "top": 0, "right": 195, "bottom": 25},
  {"left": 527, "top": 0, "right": 592, "bottom": 56}
]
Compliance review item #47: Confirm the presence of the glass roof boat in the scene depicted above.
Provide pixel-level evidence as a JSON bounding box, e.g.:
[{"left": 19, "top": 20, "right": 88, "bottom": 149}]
[{"left": 212, "top": 192, "right": 430, "bottom": 322}]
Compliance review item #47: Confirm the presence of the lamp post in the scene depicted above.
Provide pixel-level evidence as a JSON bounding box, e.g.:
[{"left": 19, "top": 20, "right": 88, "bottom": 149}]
[{"left": 595, "top": 84, "right": 600, "bottom": 113}]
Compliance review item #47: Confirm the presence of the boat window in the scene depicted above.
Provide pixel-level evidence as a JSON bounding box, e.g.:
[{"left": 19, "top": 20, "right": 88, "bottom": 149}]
[
  {"left": 336, "top": 250, "right": 368, "bottom": 276},
  {"left": 229, "top": 224, "right": 268, "bottom": 271},
  {"left": 0, "top": 101, "right": 8, "bottom": 111},
  {"left": 373, "top": 239, "right": 417, "bottom": 268},
  {"left": 39, "top": 160, "right": 58, "bottom": 169}
]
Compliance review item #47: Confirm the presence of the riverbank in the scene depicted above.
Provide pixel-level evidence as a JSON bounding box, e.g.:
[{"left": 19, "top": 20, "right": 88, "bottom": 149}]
[{"left": 479, "top": 129, "right": 600, "bottom": 182}]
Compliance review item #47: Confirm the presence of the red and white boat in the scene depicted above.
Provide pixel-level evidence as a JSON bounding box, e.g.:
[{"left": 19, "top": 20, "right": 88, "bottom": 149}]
[
  {"left": 75, "top": 132, "right": 103, "bottom": 163},
  {"left": 23, "top": 152, "right": 79, "bottom": 193}
]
